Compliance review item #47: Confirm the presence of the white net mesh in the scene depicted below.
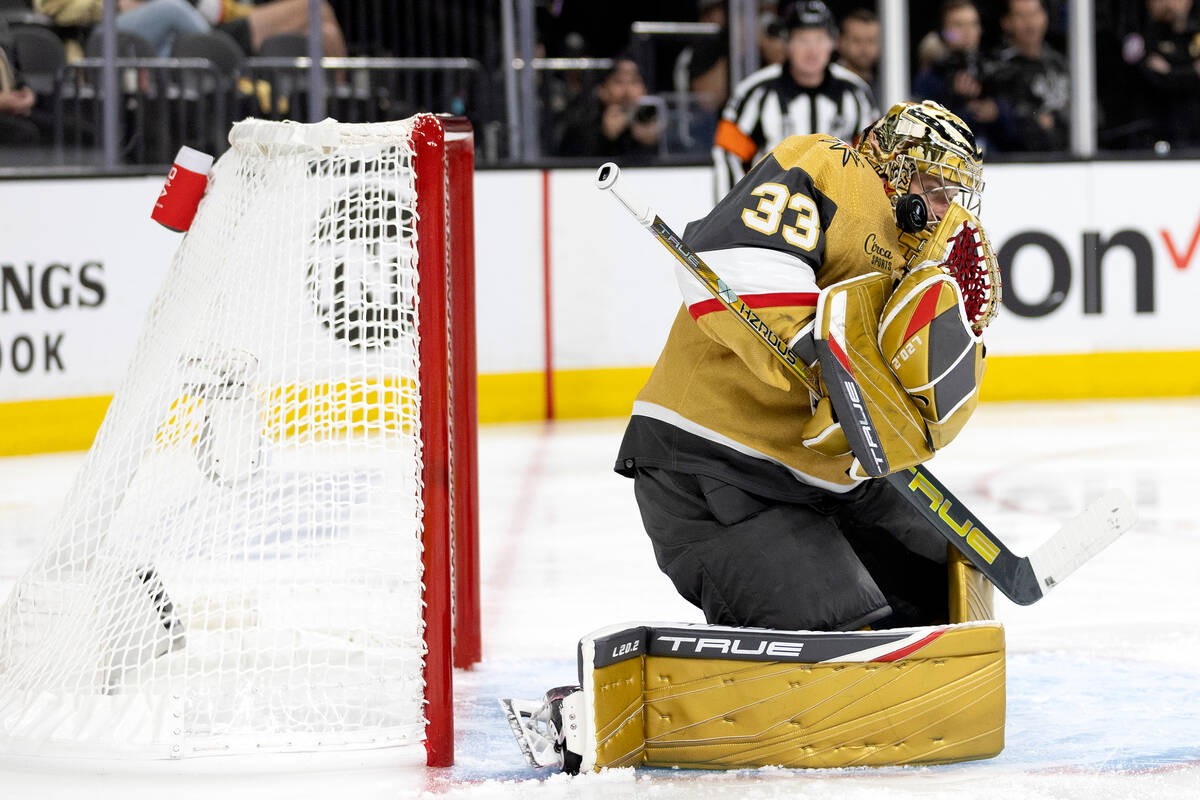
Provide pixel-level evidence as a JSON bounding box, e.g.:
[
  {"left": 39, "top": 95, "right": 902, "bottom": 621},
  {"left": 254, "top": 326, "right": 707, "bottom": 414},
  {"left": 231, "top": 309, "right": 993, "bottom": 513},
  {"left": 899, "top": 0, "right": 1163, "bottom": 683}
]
[{"left": 0, "top": 118, "right": 436, "bottom": 759}]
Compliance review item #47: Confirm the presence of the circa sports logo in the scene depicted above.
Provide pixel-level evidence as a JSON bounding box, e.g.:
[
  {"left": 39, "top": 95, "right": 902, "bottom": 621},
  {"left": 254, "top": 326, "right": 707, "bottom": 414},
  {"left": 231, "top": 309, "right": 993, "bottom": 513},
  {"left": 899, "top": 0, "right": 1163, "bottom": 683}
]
[{"left": 863, "top": 233, "right": 895, "bottom": 271}]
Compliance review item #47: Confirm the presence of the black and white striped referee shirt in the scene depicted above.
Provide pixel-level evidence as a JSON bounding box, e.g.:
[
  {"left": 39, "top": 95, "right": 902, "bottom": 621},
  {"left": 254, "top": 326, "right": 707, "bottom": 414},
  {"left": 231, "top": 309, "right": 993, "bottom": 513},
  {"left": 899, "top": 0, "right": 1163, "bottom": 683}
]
[{"left": 712, "top": 62, "right": 878, "bottom": 200}]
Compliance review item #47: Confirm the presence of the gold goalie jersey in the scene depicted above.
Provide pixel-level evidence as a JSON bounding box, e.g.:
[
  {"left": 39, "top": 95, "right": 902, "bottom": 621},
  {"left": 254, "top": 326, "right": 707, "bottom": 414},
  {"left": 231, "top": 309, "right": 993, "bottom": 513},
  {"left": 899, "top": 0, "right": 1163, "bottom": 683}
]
[{"left": 615, "top": 133, "right": 982, "bottom": 494}]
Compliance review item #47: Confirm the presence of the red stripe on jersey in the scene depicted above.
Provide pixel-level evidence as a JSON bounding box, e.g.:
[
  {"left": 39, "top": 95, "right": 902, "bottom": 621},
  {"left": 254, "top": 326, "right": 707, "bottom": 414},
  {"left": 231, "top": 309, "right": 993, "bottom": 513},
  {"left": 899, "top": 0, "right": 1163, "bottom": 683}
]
[
  {"left": 904, "top": 284, "right": 944, "bottom": 343},
  {"left": 688, "top": 292, "right": 818, "bottom": 320},
  {"left": 870, "top": 628, "right": 946, "bottom": 662}
]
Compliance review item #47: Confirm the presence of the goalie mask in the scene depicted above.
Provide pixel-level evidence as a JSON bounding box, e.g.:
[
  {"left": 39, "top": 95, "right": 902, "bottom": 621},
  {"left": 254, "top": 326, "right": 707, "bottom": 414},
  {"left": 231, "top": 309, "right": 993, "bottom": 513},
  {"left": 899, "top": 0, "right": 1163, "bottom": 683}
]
[{"left": 856, "top": 101, "right": 984, "bottom": 266}]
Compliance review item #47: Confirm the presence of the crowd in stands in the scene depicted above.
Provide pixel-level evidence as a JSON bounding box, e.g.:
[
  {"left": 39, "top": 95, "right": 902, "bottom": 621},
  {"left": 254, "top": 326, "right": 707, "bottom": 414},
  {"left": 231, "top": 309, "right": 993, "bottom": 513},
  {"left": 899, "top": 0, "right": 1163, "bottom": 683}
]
[
  {"left": 30, "top": 0, "right": 345, "bottom": 58},
  {"left": 0, "top": 18, "right": 49, "bottom": 147},
  {"left": 540, "top": 0, "right": 1200, "bottom": 160},
  {"left": 2, "top": 0, "right": 1200, "bottom": 163},
  {"left": 0, "top": 0, "right": 353, "bottom": 158}
]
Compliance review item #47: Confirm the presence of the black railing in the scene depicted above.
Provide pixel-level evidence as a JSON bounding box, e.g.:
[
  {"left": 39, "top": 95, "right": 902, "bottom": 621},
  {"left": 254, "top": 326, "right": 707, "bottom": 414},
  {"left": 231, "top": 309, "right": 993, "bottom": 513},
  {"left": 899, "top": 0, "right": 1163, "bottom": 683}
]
[
  {"left": 50, "top": 56, "right": 493, "bottom": 167},
  {"left": 55, "top": 58, "right": 230, "bottom": 166}
]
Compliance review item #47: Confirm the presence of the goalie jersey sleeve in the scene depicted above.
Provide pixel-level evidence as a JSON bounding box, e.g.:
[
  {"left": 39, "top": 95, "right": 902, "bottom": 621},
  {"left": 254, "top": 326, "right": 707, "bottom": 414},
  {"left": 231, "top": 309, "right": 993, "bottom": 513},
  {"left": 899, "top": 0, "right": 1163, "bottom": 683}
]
[{"left": 617, "top": 134, "right": 910, "bottom": 495}]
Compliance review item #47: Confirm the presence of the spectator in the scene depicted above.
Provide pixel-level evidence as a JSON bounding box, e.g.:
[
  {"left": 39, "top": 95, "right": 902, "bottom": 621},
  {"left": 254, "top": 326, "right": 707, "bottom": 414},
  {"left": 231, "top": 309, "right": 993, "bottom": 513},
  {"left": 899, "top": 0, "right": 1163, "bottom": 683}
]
[
  {"left": 912, "top": 1, "right": 999, "bottom": 149},
  {"left": 542, "top": 33, "right": 588, "bottom": 154},
  {"left": 119, "top": 0, "right": 210, "bottom": 57},
  {"left": 214, "top": 0, "right": 346, "bottom": 58},
  {"left": 986, "top": 0, "right": 1070, "bottom": 152},
  {"left": 1121, "top": 0, "right": 1200, "bottom": 150},
  {"left": 758, "top": 9, "right": 787, "bottom": 66},
  {"left": 0, "top": 27, "right": 39, "bottom": 147},
  {"left": 0, "top": 19, "right": 76, "bottom": 153},
  {"left": 557, "top": 56, "right": 661, "bottom": 162},
  {"left": 35, "top": 0, "right": 347, "bottom": 57},
  {"left": 712, "top": 0, "right": 877, "bottom": 199},
  {"left": 673, "top": 0, "right": 729, "bottom": 152},
  {"left": 836, "top": 7, "right": 882, "bottom": 102},
  {"left": 1094, "top": 0, "right": 1145, "bottom": 148}
]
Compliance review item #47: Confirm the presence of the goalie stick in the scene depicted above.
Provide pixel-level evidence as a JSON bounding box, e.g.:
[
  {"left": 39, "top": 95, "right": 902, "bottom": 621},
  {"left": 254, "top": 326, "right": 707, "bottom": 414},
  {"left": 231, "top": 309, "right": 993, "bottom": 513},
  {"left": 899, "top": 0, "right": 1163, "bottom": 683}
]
[{"left": 595, "top": 162, "right": 1135, "bottom": 606}]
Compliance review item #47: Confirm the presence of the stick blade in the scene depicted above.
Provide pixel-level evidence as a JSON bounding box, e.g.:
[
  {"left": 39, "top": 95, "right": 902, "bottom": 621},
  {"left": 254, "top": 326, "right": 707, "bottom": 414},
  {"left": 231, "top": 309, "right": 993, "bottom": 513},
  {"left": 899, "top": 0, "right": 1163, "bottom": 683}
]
[{"left": 1027, "top": 489, "right": 1136, "bottom": 594}]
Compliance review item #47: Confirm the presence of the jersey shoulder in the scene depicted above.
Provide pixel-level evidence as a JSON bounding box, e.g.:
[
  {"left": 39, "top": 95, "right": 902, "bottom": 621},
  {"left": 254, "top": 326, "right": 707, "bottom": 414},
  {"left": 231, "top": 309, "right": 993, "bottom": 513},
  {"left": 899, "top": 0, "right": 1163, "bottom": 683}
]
[
  {"left": 769, "top": 134, "right": 881, "bottom": 202},
  {"left": 768, "top": 135, "right": 903, "bottom": 278},
  {"left": 684, "top": 133, "right": 898, "bottom": 275}
]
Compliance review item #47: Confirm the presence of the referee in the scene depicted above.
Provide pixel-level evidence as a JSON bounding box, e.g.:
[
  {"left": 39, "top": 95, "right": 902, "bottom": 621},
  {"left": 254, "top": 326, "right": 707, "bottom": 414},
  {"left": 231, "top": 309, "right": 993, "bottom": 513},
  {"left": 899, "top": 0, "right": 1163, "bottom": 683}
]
[{"left": 712, "top": 1, "right": 879, "bottom": 200}]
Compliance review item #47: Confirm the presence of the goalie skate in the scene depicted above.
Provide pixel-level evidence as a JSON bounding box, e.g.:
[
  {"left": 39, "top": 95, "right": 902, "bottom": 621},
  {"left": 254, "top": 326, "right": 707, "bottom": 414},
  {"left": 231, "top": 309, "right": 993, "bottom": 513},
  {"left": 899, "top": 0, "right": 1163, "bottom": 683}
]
[{"left": 499, "top": 685, "right": 584, "bottom": 774}]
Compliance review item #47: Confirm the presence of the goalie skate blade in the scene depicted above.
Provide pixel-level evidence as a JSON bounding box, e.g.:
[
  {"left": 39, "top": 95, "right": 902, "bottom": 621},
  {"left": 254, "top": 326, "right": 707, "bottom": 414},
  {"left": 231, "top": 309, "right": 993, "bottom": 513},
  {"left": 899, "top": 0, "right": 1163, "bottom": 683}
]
[
  {"left": 499, "top": 697, "right": 559, "bottom": 770},
  {"left": 1028, "top": 489, "right": 1137, "bottom": 594}
]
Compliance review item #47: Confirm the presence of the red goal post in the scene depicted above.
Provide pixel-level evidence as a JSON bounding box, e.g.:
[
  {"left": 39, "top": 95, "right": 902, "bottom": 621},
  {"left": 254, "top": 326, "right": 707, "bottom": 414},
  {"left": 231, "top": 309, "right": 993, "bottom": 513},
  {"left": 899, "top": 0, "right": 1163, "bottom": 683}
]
[{"left": 415, "top": 114, "right": 481, "bottom": 767}]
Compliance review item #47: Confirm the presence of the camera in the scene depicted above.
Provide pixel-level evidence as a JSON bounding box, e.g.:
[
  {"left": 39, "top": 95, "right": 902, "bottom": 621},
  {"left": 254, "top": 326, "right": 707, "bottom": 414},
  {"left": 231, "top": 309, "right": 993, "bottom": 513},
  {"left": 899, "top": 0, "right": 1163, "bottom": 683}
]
[{"left": 633, "top": 103, "right": 658, "bottom": 124}]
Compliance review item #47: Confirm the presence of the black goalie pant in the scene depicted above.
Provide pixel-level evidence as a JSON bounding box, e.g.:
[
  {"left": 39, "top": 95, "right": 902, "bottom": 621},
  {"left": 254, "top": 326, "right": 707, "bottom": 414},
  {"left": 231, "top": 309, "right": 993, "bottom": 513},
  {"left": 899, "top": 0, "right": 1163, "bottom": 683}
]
[{"left": 632, "top": 467, "right": 949, "bottom": 631}]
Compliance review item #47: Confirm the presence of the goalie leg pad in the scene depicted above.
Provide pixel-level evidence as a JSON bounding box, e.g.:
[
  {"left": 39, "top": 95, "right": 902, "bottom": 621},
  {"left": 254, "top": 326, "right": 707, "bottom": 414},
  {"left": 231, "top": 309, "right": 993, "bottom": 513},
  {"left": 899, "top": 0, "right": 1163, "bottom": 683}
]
[{"left": 573, "top": 621, "right": 1005, "bottom": 771}]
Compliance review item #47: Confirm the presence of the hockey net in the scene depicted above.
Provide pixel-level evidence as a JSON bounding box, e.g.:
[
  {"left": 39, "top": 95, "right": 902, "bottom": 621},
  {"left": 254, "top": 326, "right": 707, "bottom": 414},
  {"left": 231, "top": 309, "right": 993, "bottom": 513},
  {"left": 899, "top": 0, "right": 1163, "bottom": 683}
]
[{"left": 0, "top": 115, "right": 478, "bottom": 767}]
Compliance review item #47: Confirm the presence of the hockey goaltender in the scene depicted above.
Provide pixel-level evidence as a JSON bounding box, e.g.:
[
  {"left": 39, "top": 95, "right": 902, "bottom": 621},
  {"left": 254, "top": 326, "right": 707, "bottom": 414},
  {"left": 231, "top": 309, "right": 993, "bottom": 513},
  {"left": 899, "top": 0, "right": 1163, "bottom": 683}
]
[{"left": 503, "top": 101, "right": 1066, "bottom": 773}]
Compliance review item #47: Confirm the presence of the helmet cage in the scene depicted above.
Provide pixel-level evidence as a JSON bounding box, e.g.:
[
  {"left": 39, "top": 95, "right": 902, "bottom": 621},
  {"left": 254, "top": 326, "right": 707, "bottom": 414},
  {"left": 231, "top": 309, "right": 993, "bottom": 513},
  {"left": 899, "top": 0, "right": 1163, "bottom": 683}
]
[
  {"left": 858, "top": 101, "right": 985, "bottom": 262},
  {"left": 904, "top": 152, "right": 984, "bottom": 219}
]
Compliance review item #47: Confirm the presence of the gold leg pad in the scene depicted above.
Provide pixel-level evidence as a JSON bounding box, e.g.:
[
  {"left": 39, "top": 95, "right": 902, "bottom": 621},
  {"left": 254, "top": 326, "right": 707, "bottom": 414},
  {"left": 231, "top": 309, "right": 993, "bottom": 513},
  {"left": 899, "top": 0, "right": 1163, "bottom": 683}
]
[{"left": 587, "top": 623, "right": 1005, "bottom": 770}]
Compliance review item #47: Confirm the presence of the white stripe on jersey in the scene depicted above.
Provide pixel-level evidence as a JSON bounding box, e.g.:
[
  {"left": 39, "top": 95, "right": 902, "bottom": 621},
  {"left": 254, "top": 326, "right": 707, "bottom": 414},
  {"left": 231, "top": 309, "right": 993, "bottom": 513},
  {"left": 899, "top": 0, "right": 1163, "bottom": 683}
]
[
  {"left": 727, "top": 64, "right": 783, "bottom": 116},
  {"left": 712, "top": 146, "right": 738, "bottom": 198},
  {"left": 783, "top": 92, "right": 856, "bottom": 144},
  {"left": 675, "top": 247, "right": 820, "bottom": 309},
  {"left": 631, "top": 400, "right": 861, "bottom": 493},
  {"left": 763, "top": 92, "right": 788, "bottom": 141},
  {"left": 739, "top": 86, "right": 767, "bottom": 131}
]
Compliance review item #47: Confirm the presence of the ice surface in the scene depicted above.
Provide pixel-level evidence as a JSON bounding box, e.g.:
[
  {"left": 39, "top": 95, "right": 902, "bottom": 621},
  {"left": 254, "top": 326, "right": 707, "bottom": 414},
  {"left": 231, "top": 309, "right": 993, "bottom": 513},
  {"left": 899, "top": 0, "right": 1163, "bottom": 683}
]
[{"left": 1, "top": 399, "right": 1198, "bottom": 798}]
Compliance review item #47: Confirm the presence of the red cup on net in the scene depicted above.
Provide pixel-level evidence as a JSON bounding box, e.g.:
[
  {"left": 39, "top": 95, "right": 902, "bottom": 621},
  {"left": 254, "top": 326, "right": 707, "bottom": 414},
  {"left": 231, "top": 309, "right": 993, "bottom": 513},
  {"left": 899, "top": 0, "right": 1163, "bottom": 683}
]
[{"left": 151, "top": 146, "right": 214, "bottom": 232}]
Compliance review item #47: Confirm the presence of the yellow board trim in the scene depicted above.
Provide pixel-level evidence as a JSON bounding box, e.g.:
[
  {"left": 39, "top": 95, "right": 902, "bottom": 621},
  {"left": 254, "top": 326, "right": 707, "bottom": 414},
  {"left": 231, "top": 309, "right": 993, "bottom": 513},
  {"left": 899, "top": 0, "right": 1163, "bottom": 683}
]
[
  {"left": 551, "top": 367, "right": 651, "bottom": 420},
  {"left": 979, "top": 351, "right": 1200, "bottom": 400},
  {"left": 4, "top": 351, "right": 1200, "bottom": 456},
  {"left": 478, "top": 371, "right": 548, "bottom": 423},
  {"left": 0, "top": 395, "right": 111, "bottom": 456}
]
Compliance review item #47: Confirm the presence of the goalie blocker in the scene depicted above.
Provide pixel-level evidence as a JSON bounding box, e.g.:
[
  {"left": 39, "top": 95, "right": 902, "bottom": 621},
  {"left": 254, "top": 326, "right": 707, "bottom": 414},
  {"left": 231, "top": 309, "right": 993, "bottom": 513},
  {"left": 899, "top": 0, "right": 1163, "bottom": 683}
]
[{"left": 503, "top": 551, "right": 1001, "bottom": 773}]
